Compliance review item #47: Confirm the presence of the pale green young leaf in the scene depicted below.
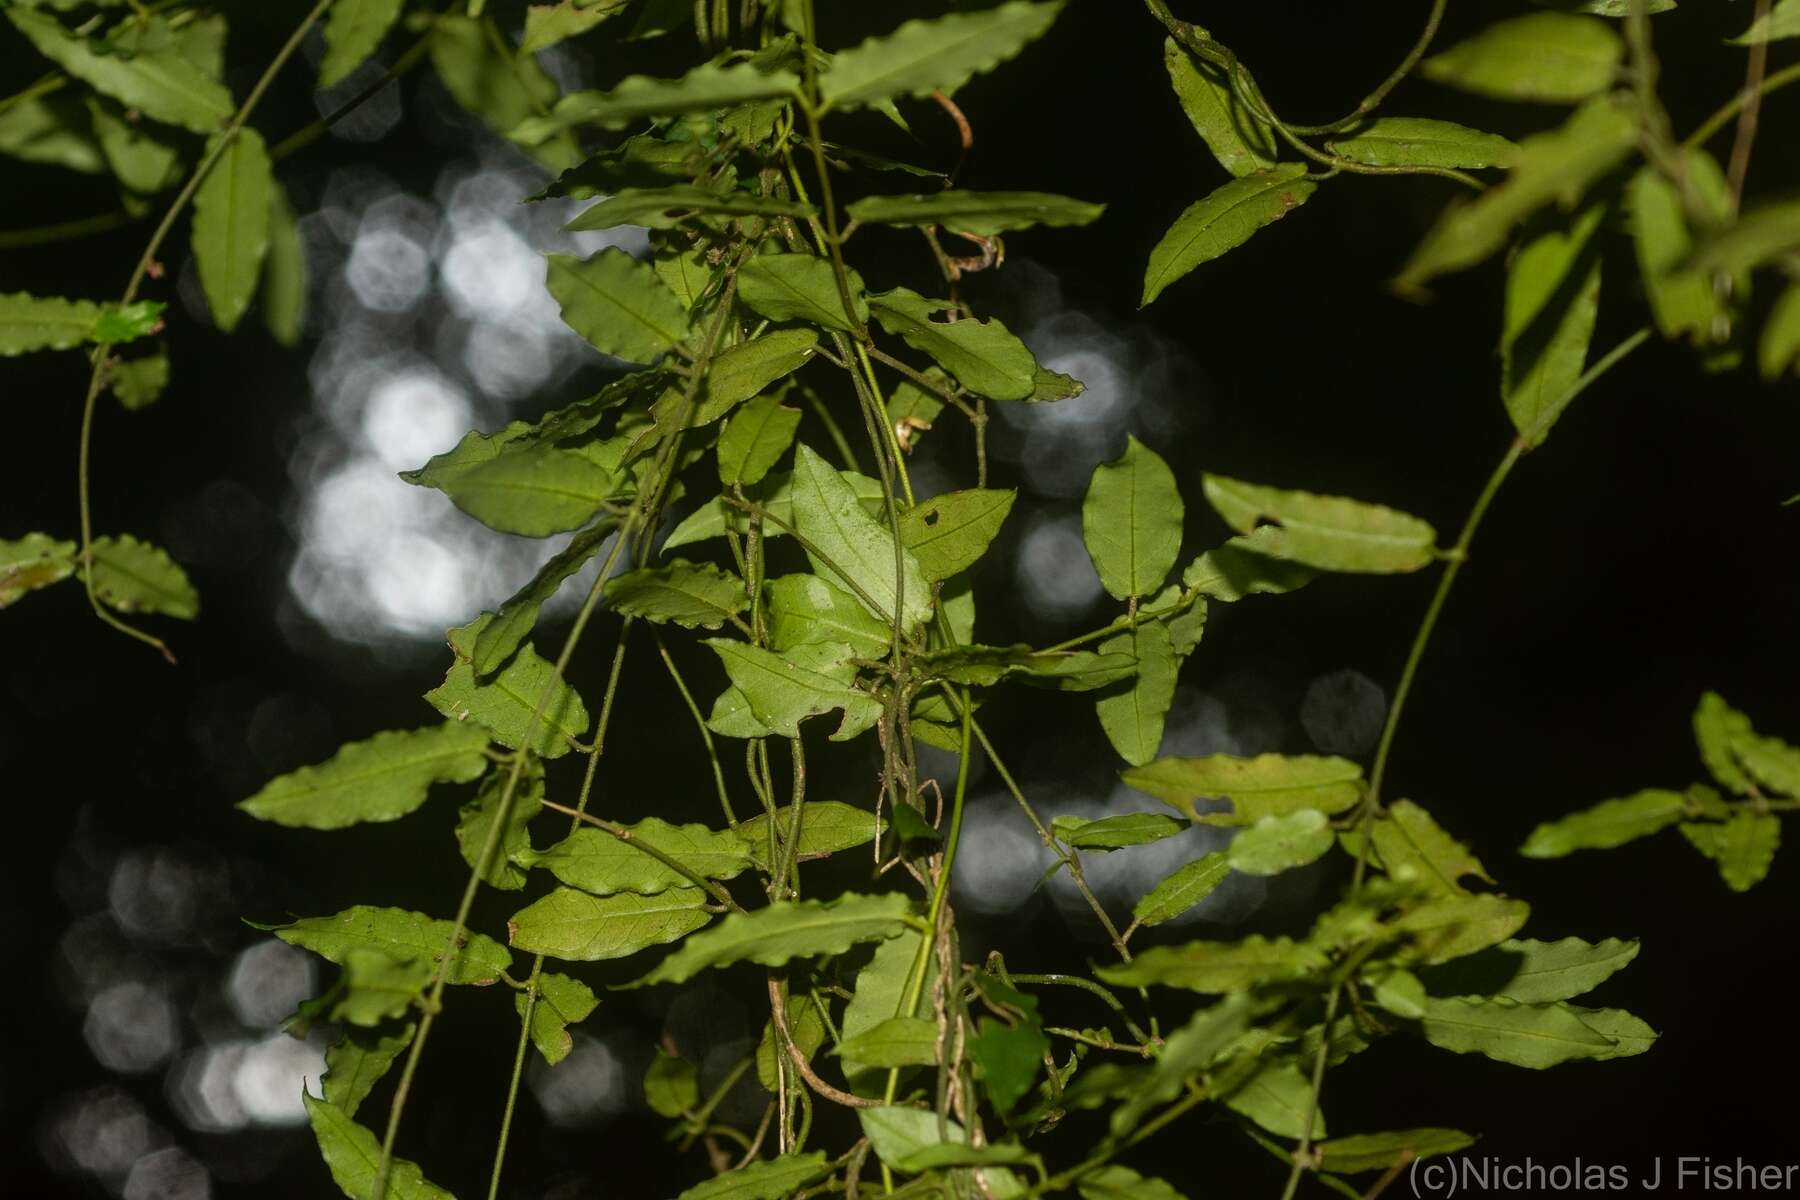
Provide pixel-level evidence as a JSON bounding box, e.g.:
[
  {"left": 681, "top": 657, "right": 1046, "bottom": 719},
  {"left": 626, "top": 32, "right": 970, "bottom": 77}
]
[
  {"left": 1132, "top": 851, "right": 1231, "bottom": 926},
  {"left": 426, "top": 614, "right": 591, "bottom": 758},
  {"left": 1228, "top": 809, "right": 1334, "bottom": 875},
  {"left": 514, "top": 60, "right": 801, "bottom": 140},
  {"left": 868, "top": 288, "right": 1037, "bottom": 400},
  {"left": 835, "top": 1016, "right": 939, "bottom": 1068},
  {"left": 632, "top": 892, "right": 913, "bottom": 987},
  {"left": 1111, "top": 996, "right": 1256, "bottom": 1133},
  {"left": 0, "top": 94, "right": 103, "bottom": 174},
  {"left": 1561, "top": 1003, "right": 1658, "bottom": 1059},
  {"left": 519, "top": 817, "right": 753, "bottom": 896},
  {"left": 841, "top": 929, "right": 931, "bottom": 1079},
  {"left": 110, "top": 351, "right": 169, "bottom": 410},
  {"left": 1420, "top": 13, "right": 1622, "bottom": 103},
  {"left": 267, "top": 905, "right": 512, "bottom": 984},
  {"left": 7, "top": 9, "right": 232, "bottom": 134},
  {"left": 644, "top": 1049, "right": 699, "bottom": 1116},
  {"left": 1760, "top": 285, "right": 1800, "bottom": 380},
  {"left": 970, "top": 1013, "right": 1048, "bottom": 1113},
  {"left": 1316, "top": 1129, "right": 1476, "bottom": 1174},
  {"left": 1394, "top": 895, "right": 1530, "bottom": 964},
  {"left": 676, "top": 1152, "right": 831, "bottom": 1200},
  {"left": 733, "top": 801, "right": 885, "bottom": 870},
  {"left": 1368, "top": 966, "right": 1428, "bottom": 1019},
  {"left": 756, "top": 993, "right": 827, "bottom": 1089},
  {"left": 403, "top": 425, "right": 617, "bottom": 537},
  {"left": 1418, "top": 996, "right": 1616, "bottom": 1067},
  {"left": 1096, "top": 622, "right": 1179, "bottom": 766},
  {"left": 1450, "top": 937, "right": 1642, "bottom": 1004},
  {"left": 693, "top": 328, "right": 819, "bottom": 424},
  {"left": 455, "top": 761, "right": 542, "bottom": 891},
  {"left": 1031, "top": 365, "right": 1086, "bottom": 402},
  {"left": 1502, "top": 206, "right": 1605, "bottom": 446},
  {"left": 522, "top": 0, "right": 628, "bottom": 53},
  {"left": 472, "top": 520, "right": 615, "bottom": 676},
  {"left": 0, "top": 533, "right": 77, "bottom": 607},
  {"left": 1142, "top": 164, "right": 1315, "bottom": 306},
  {"left": 1083, "top": 437, "right": 1183, "bottom": 599},
  {"left": 238, "top": 723, "right": 491, "bottom": 830},
  {"left": 1222, "top": 1060, "right": 1324, "bottom": 1139},
  {"left": 1629, "top": 152, "right": 1734, "bottom": 346},
  {"left": 605, "top": 560, "right": 748, "bottom": 629},
  {"left": 857, "top": 1107, "right": 987, "bottom": 1173},
  {"left": 766, "top": 573, "right": 891, "bottom": 658},
  {"left": 898, "top": 488, "right": 1016, "bottom": 582},
  {"left": 1096, "top": 935, "right": 1327, "bottom": 992},
  {"left": 719, "top": 394, "right": 802, "bottom": 485},
  {"left": 1680, "top": 812, "right": 1780, "bottom": 892},
  {"left": 1730, "top": 0, "right": 1800, "bottom": 44},
  {"left": 322, "top": 1023, "right": 414, "bottom": 1119},
  {"left": 1163, "top": 37, "right": 1277, "bottom": 178},
  {"left": 819, "top": 2, "right": 1065, "bottom": 111},
  {"left": 738, "top": 253, "right": 867, "bottom": 332},
  {"left": 304, "top": 1093, "right": 454, "bottom": 1200},
  {"left": 1694, "top": 691, "right": 1755, "bottom": 792},
  {"left": 1396, "top": 96, "right": 1637, "bottom": 291},
  {"left": 1370, "top": 800, "right": 1493, "bottom": 896},
  {"left": 89, "top": 300, "right": 166, "bottom": 345},
  {"left": 1053, "top": 812, "right": 1185, "bottom": 851},
  {"left": 430, "top": 14, "right": 577, "bottom": 171},
  {"left": 516, "top": 971, "right": 599, "bottom": 1065},
  {"left": 1739, "top": 735, "right": 1800, "bottom": 798},
  {"left": 1078, "top": 1165, "right": 1189, "bottom": 1200},
  {"left": 259, "top": 180, "right": 305, "bottom": 345},
  {"left": 331, "top": 947, "right": 431, "bottom": 1027},
  {"left": 705, "top": 638, "right": 882, "bottom": 741},
  {"left": 1123, "top": 752, "right": 1363, "bottom": 825},
  {"left": 318, "top": 0, "right": 403, "bottom": 89},
  {"left": 566, "top": 184, "right": 815, "bottom": 232},
  {"left": 84, "top": 534, "right": 198, "bottom": 619},
  {"left": 664, "top": 467, "right": 886, "bottom": 549},
  {"left": 1327, "top": 117, "right": 1519, "bottom": 169},
  {"left": 0, "top": 292, "right": 101, "bottom": 355},
  {"left": 547, "top": 248, "right": 690, "bottom": 362},
  {"left": 791, "top": 444, "right": 930, "bottom": 629},
  {"left": 86, "top": 97, "right": 182, "bottom": 193},
  {"left": 844, "top": 190, "right": 1103, "bottom": 235},
  {"left": 507, "top": 886, "right": 713, "bottom": 961},
  {"left": 1202, "top": 474, "right": 1438, "bottom": 573},
  {"left": 1519, "top": 789, "right": 1688, "bottom": 856}
]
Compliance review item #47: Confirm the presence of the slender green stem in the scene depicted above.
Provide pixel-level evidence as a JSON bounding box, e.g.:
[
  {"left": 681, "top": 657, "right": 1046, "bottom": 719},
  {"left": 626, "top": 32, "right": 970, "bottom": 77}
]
[
  {"left": 1326, "top": 0, "right": 1448, "bottom": 129},
  {"left": 0, "top": 72, "right": 66, "bottom": 119},
  {"left": 655, "top": 631, "right": 737, "bottom": 825},
  {"left": 1000, "top": 972, "right": 1151, "bottom": 1045},
  {"left": 269, "top": 32, "right": 434, "bottom": 162},
  {"left": 0, "top": 210, "right": 140, "bottom": 251},
  {"left": 1686, "top": 61, "right": 1800, "bottom": 150}
]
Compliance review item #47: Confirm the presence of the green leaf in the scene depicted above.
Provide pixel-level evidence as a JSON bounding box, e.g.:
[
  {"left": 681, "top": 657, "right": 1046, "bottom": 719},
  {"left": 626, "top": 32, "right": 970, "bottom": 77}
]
[
  {"left": 547, "top": 248, "right": 690, "bottom": 363},
  {"left": 0, "top": 533, "right": 77, "bottom": 607},
  {"left": 899, "top": 488, "right": 1015, "bottom": 582},
  {"left": 455, "top": 762, "right": 542, "bottom": 891},
  {"left": 1095, "top": 622, "right": 1180, "bottom": 767},
  {"left": 766, "top": 573, "right": 891, "bottom": 658},
  {"left": 89, "top": 299, "right": 166, "bottom": 345},
  {"left": 1629, "top": 152, "right": 1734, "bottom": 346},
  {"left": 83, "top": 534, "right": 198, "bottom": 619},
  {"left": 1112, "top": 996, "right": 1256, "bottom": 1133},
  {"left": 1222, "top": 1060, "right": 1323, "bottom": 1139},
  {"left": 1053, "top": 812, "right": 1185, "bottom": 851},
  {"left": 1536, "top": 0, "right": 1675, "bottom": 14},
  {"left": 971, "top": 1013, "right": 1048, "bottom": 1112},
  {"left": 1519, "top": 788, "right": 1688, "bottom": 857},
  {"left": 1370, "top": 800, "right": 1492, "bottom": 896},
  {"left": 1681, "top": 812, "right": 1780, "bottom": 892},
  {"left": 1142, "top": 164, "right": 1315, "bottom": 306},
  {"left": 1502, "top": 206, "right": 1605, "bottom": 447},
  {"left": 1163, "top": 37, "right": 1277, "bottom": 178},
  {"left": 756, "top": 993, "right": 827, "bottom": 1089},
  {"left": 260, "top": 182, "right": 307, "bottom": 346},
  {"left": 921, "top": 644, "right": 1136, "bottom": 691},
  {"left": 734, "top": 801, "right": 885, "bottom": 870},
  {"left": 1180, "top": 528, "right": 1317, "bottom": 601},
  {"left": 1759, "top": 284, "right": 1800, "bottom": 380},
  {"left": 403, "top": 425, "right": 618, "bottom": 537},
  {"left": 238, "top": 723, "right": 491, "bottom": 831},
  {"left": 304, "top": 1093, "right": 454, "bottom": 1200},
  {"left": 521, "top": 0, "right": 628, "bottom": 54},
  {"left": 0, "top": 93, "right": 103, "bottom": 174},
  {"left": 1082, "top": 436, "right": 1184, "bottom": 600},
  {"left": 1420, "top": 13, "right": 1622, "bottom": 103},
  {"left": 1078, "top": 1165, "right": 1190, "bottom": 1200},
  {"left": 426, "top": 614, "right": 591, "bottom": 758},
  {"left": 319, "top": 0, "right": 403, "bottom": 90},
  {"left": 632, "top": 892, "right": 913, "bottom": 988},
  {"left": 1560, "top": 1003, "right": 1657, "bottom": 1059},
  {"left": 322, "top": 1023, "right": 415, "bottom": 1119},
  {"left": 7, "top": 9, "right": 232, "bottom": 134},
  {"left": 868, "top": 288, "right": 1038, "bottom": 400},
  {"left": 536, "top": 133, "right": 701, "bottom": 201},
  {"left": 665, "top": 466, "right": 886, "bottom": 549},
  {"left": 1316, "top": 1129, "right": 1476, "bottom": 1174},
  {"left": 605, "top": 560, "right": 748, "bottom": 629},
  {"left": 841, "top": 929, "right": 932, "bottom": 1079},
  {"left": 1730, "top": 0, "right": 1800, "bottom": 44},
  {"left": 0, "top": 292, "right": 96, "bottom": 355},
  {"left": 516, "top": 971, "right": 599, "bottom": 1065},
  {"left": 109, "top": 351, "right": 169, "bottom": 410},
  {"left": 1327, "top": 117, "right": 1519, "bottom": 169},
  {"left": 835, "top": 1016, "right": 939, "bottom": 1068},
  {"left": 331, "top": 947, "right": 431, "bottom": 1027},
  {"left": 1394, "top": 895, "right": 1531, "bottom": 964},
  {"left": 566, "top": 184, "right": 815, "bottom": 232},
  {"left": 791, "top": 444, "right": 930, "bottom": 629},
  {"left": 857, "top": 1108, "right": 1032, "bottom": 1174},
  {"left": 693, "top": 328, "right": 819, "bottom": 424},
  {"left": 508, "top": 886, "right": 712, "bottom": 961},
  {"left": 1418, "top": 996, "right": 1616, "bottom": 1067},
  {"left": 472, "top": 520, "right": 615, "bottom": 676},
  {"left": 845, "top": 190, "right": 1103, "bottom": 235},
  {"left": 520, "top": 817, "right": 753, "bottom": 896},
  {"left": 676, "top": 1153, "right": 831, "bottom": 1200},
  {"left": 644, "top": 1049, "right": 699, "bottom": 1116},
  {"left": 1368, "top": 966, "right": 1428, "bottom": 1019},
  {"left": 1442, "top": 937, "right": 1641, "bottom": 1004},
  {"left": 719, "top": 393, "right": 802, "bottom": 485},
  {"left": 1132, "top": 852, "right": 1231, "bottom": 927},
  {"left": 430, "top": 14, "right": 577, "bottom": 171},
  {"left": 819, "top": 1, "right": 1065, "bottom": 111},
  {"left": 1202, "top": 474, "right": 1438, "bottom": 573},
  {"left": 1396, "top": 96, "right": 1637, "bottom": 291},
  {"left": 738, "top": 253, "right": 867, "bottom": 332},
  {"left": 268, "top": 905, "right": 512, "bottom": 985},
  {"left": 1695, "top": 691, "right": 1778, "bottom": 794},
  {"left": 515, "top": 59, "right": 801, "bottom": 140},
  {"left": 1096, "top": 935, "right": 1326, "bottom": 992},
  {"left": 705, "top": 638, "right": 882, "bottom": 741},
  {"left": 1228, "top": 809, "right": 1334, "bottom": 875},
  {"left": 1124, "top": 753, "right": 1363, "bottom": 825},
  {"left": 87, "top": 100, "right": 182, "bottom": 196}
]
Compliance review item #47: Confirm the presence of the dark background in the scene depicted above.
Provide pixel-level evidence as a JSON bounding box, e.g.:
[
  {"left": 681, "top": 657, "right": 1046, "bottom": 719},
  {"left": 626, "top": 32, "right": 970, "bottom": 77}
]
[{"left": 3, "top": 1, "right": 1797, "bottom": 1196}]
